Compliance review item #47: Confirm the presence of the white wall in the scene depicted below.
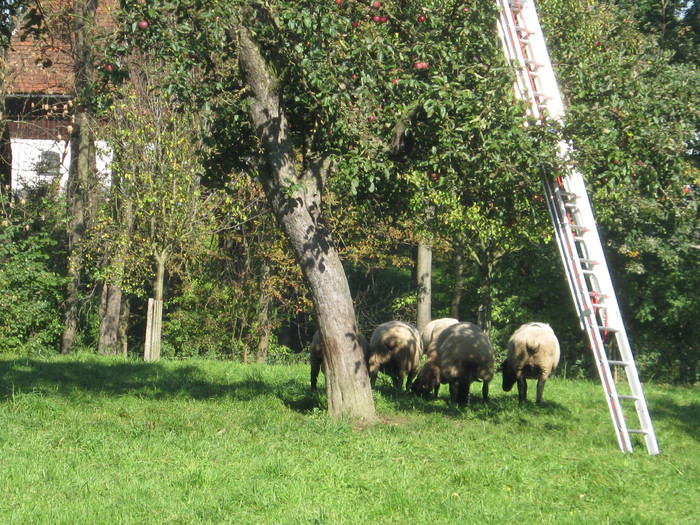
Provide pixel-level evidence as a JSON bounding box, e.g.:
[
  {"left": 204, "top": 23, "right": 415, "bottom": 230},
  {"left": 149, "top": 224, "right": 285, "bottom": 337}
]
[{"left": 10, "top": 137, "right": 111, "bottom": 192}]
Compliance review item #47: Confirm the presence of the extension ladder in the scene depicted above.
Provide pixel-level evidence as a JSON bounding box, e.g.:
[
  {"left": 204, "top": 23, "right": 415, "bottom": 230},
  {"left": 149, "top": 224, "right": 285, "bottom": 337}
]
[{"left": 495, "top": 0, "right": 659, "bottom": 455}]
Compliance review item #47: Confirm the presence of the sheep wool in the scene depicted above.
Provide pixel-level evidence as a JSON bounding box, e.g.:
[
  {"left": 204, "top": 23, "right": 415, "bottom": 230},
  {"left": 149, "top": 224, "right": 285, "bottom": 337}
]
[
  {"left": 501, "top": 322, "right": 561, "bottom": 404},
  {"left": 368, "top": 321, "right": 423, "bottom": 390}
]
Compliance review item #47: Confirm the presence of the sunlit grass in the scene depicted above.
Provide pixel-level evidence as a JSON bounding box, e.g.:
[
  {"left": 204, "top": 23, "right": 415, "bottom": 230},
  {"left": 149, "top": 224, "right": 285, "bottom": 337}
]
[{"left": 0, "top": 354, "right": 697, "bottom": 524}]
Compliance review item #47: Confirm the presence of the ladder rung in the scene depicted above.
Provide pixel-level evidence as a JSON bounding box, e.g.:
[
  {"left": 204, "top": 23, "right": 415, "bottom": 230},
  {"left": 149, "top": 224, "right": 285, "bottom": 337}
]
[
  {"left": 599, "top": 326, "right": 619, "bottom": 333},
  {"left": 515, "top": 26, "right": 535, "bottom": 35},
  {"left": 627, "top": 429, "right": 649, "bottom": 435},
  {"left": 570, "top": 224, "right": 588, "bottom": 232},
  {"left": 558, "top": 191, "right": 578, "bottom": 200},
  {"left": 607, "top": 359, "right": 628, "bottom": 366},
  {"left": 523, "top": 59, "right": 544, "bottom": 68},
  {"left": 618, "top": 395, "right": 640, "bottom": 400},
  {"left": 533, "top": 92, "right": 551, "bottom": 99},
  {"left": 578, "top": 258, "right": 599, "bottom": 266}
]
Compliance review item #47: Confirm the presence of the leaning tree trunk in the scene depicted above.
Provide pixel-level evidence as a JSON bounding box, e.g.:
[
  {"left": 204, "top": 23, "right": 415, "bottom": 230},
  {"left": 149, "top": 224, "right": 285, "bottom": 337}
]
[
  {"left": 416, "top": 239, "right": 433, "bottom": 332},
  {"left": 61, "top": 0, "right": 98, "bottom": 354},
  {"left": 238, "top": 22, "right": 375, "bottom": 420}
]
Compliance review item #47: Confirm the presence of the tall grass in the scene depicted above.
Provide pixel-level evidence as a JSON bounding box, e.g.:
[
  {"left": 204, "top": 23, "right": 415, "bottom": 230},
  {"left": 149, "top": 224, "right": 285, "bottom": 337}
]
[{"left": 0, "top": 354, "right": 697, "bottom": 524}]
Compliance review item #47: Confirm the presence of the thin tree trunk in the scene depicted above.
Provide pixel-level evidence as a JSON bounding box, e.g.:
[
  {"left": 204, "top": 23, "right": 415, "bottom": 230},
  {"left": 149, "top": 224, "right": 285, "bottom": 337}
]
[
  {"left": 416, "top": 239, "right": 432, "bottom": 332},
  {"left": 238, "top": 21, "right": 375, "bottom": 420},
  {"left": 118, "top": 295, "right": 130, "bottom": 357},
  {"left": 61, "top": 0, "right": 98, "bottom": 354},
  {"left": 1, "top": 49, "right": 11, "bottom": 189},
  {"left": 255, "top": 260, "right": 272, "bottom": 363},
  {"left": 451, "top": 242, "right": 464, "bottom": 319},
  {"left": 477, "top": 256, "right": 495, "bottom": 336}
]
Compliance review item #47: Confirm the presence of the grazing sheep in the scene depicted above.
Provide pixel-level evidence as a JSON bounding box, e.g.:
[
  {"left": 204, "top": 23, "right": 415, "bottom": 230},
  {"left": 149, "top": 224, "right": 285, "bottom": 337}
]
[
  {"left": 501, "top": 322, "right": 560, "bottom": 404},
  {"left": 309, "top": 329, "right": 369, "bottom": 390},
  {"left": 412, "top": 322, "right": 494, "bottom": 405},
  {"left": 421, "top": 318, "right": 459, "bottom": 350},
  {"left": 368, "top": 321, "right": 423, "bottom": 390}
]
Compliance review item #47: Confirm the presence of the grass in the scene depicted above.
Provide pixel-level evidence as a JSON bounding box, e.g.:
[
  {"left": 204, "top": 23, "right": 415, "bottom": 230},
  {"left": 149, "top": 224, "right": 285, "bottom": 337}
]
[{"left": 0, "top": 354, "right": 698, "bottom": 524}]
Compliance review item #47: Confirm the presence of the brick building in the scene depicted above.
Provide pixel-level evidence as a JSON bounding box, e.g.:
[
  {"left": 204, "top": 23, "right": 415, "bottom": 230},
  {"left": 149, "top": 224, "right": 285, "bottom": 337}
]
[{"left": 4, "top": 1, "right": 115, "bottom": 192}]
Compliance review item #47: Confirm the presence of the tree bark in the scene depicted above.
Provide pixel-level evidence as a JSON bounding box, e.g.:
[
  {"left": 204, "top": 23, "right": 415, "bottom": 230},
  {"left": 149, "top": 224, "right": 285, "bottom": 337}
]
[
  {"left": 416, "top": 239, "right": 433, "bottom": 332},
  {"left": 98, "top": 283, "right": 123, "bottom": 355},
  {"left": 61, "top": 0, "right": 98, "bottom": 354},
  {"left": 238, "top": 22, "right": 375, "bottom": 420}
]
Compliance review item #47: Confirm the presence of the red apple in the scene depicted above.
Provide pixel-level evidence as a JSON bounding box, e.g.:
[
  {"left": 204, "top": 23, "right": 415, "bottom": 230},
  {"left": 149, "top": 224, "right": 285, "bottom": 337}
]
[
  {"left": 336, "top": 0, "right": 343, "bottom": 4},
  {"left": 683, "top": 185, "right": 691, "bottom": 194},
  {"left": 417, "top": 15, "right": 427, "bottom": 23},
  {"left": 372, "top": 1, "right": 381, "bottom": 8},
  {"left": 138, "top": 20, "right": 149, "bottom": 30},
  {"left": 103, "top": 64, "right": 114, "bottom": 72},
  {"left": 373, "top": 15, "right": 382, "bottom": 22},
  {"left": 369, "top": 115, "right": 377, "bottom": 122},
  {"left": 463, "top": 7, "right": 470, "bottom": 12},
  {"left": 392, "top": 78, "right": 398, "bottom": 85},
  {"left": 352, "top": 21, "right": 359, "bottom": 27}
]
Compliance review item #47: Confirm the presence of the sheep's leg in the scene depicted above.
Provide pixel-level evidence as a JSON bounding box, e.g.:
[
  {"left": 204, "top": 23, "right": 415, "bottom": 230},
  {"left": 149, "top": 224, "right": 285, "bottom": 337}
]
[
  {"left": 536, "top": 377, "right": 546, "bottom": 404},
  {"left": 482, "top": 380, "right": 489, "bottom": 402},
  {"left": 516, "top": 375, "right": 528, "bottom": 403},
  {"left": 457, "top": 381, "right": 470, "bottom": 406},
  {"left": 310, "top": 361, "right": 321, "bottom": 390},
  {"left": 405, "top": 369, "right": 417, "bottom": 391},
  {"left": 449, "top": 382, "right": 459, "bottom": 405}
]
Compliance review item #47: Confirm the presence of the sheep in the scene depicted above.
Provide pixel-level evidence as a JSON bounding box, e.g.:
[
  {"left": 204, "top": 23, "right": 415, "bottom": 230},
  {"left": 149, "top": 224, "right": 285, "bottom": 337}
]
[
  {"left": 368, "top": 321, "right": 423, "bottom": 390},
  {"left": 309, "top": 329, "right": 369, "bottom": 390},
  {"left": 410, "top": 319, "right": 459, "bottom": 399},
  {"left": 412, "top": 322, "right": 494, "bottom": 405},
  {"left": 421, "top": 317, "right": 459, "bottom": 350},
  {"left": 501, "top": 322, "right": 560, "bottom": 404}
]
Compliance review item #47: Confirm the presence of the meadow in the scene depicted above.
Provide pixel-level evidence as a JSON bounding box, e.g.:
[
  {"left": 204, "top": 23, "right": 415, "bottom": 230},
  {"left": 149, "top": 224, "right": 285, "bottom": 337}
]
[{"left": 0, "top": 354, "right": 697, "bottom": 524}]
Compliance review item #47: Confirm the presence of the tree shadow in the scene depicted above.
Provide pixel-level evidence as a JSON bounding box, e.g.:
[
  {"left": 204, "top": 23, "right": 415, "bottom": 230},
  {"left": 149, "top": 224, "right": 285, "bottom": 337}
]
[
  {"left": 0, "top": 358, "right": 276, "bottom": 402},
  {"left": 647, "top": 392, "right": 700, "bottom": 442}
]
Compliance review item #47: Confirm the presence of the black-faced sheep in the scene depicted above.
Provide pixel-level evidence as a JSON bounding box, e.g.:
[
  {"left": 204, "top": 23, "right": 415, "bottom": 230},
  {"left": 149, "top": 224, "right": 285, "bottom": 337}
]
[
  {"left": 421, "top": 318, "right": 459, "bottom": 350},
  {"left": 368, "top": 321, "right": 423, "bottom": 390},
  {"left": 501, "top": 322, "right": 560, "bottom": 404},
  {"left": 411, "top": 322, "right": 494, "bottom": 405},
  {"left": 309, "top": 330, "right": 369, "bottom": 390}
]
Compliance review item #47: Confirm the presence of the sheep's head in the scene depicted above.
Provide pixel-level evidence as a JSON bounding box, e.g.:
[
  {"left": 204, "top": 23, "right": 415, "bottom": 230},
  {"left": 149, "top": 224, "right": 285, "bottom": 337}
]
[
  {"left": 500, "top": 359, "right": 517, "bottom": 392},
  {"left": 411, "top": 363, "right": 440, "bottom": 398}
]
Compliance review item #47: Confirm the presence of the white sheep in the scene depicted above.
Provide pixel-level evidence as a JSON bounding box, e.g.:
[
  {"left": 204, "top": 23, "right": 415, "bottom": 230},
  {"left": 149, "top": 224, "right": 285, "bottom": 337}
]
[
  {"left": 412, "top": 322, "right": 494, "bottom": 405},
  {"left": 501, "top": 322, "right": 560, "bottom": 404},
  {"left": 421, "top": 318, "right": 459, "bottom": 350},
  {"left": 309, "top": 329, "right": 369, "bottom": 390},
  {"left": 368, "top": 321, "right": 423, "bottom": 390}
]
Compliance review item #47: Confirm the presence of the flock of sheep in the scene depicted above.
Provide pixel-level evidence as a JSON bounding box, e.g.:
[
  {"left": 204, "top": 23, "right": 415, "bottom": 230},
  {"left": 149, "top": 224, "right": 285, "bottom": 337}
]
[{"left": 310, "top": 318, "right": 561, "bottom": 405}]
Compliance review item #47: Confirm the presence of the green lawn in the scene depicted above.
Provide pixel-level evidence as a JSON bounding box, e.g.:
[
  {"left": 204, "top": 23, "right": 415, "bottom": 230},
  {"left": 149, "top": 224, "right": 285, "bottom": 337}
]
[{"left": 0, "top": 354, "right": 697, "bottom": 524}]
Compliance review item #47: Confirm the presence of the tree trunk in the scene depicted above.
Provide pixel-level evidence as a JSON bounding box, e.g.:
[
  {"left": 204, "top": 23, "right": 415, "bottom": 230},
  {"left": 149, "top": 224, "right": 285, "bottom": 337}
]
[
  {"left": 255, "top": 260, "right": 272, "bottom": 363},
  {"left": 450, "top": 242, "right": 464, "bottom": 319},
  {"left": 145, "top": 249, "right": 167, "bottom": 361},
  {"left": 1, "top": 49, "right": 11, "bottom": 189},
  {"left": 416, "top": 239, "right": 433, "bottom": 332},
  {"left": 118, "top": 295, "right": 130, "bottom": 357},
  {"left": 238, "top": 22, "right": 375, "bottom": 420},
  {"left": 61, "top": 0, "right": 98, "bottom": 354},
  {"left": 477, "top": 259, "right": 494, "bottom": 336},
  {"left": 98, "top": 283, "right": 123, "bottom": 355}
]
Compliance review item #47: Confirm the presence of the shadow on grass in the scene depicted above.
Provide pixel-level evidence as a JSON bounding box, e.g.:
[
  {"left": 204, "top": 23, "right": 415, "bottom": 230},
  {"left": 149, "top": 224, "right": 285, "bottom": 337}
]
[
  {"left": 0, "top": 358, "right": 276, "bottom": 402},
  {"left": 0, "top": 357, "right": 571, "bottom": 423},
  {"left": 647, "top": 392, "right": 700, "bottom": 442}
]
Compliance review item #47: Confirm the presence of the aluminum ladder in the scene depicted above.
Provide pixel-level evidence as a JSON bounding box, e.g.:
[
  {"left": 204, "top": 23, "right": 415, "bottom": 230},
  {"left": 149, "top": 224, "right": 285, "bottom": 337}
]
[{"left": 495, "top": 0, "right": 659, "bottom": 455}]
